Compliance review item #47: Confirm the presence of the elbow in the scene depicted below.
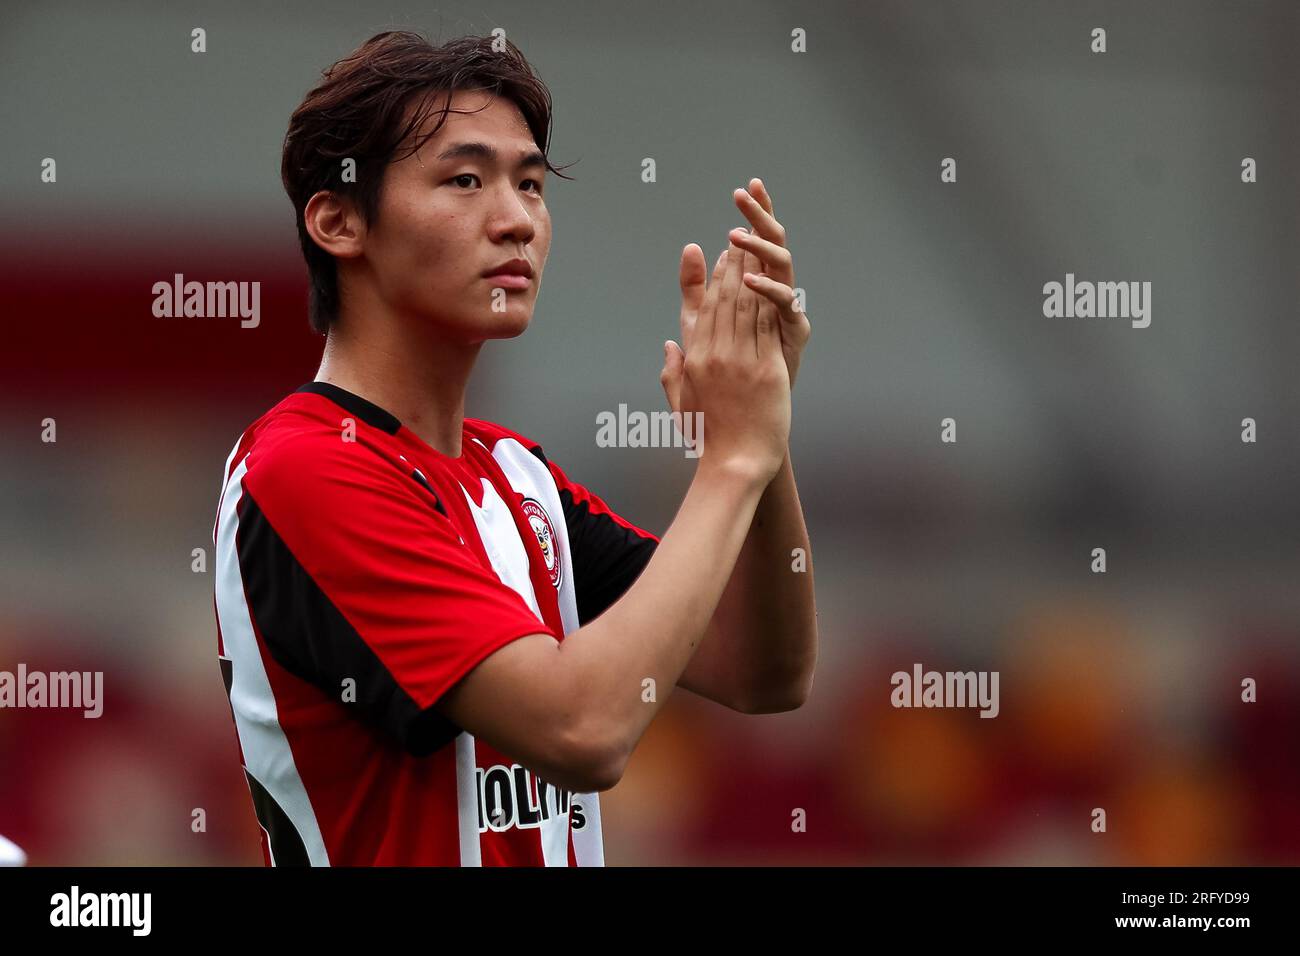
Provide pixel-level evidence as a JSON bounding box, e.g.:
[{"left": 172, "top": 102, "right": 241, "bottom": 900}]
[
  {"left": 740, "top": 673, "right": 813, "bottom": 714},
  {"left": 737, "top": 652, "right": 817, "bottom": 715},
  {"left": 553, "top": 713, "right": 629, "bottom": 794},
  {"left": 736, "top": 616, "right": 819, "bottom": 715},
  {"left": 581, "top": 747, "right": 627, "bottom": 793}
]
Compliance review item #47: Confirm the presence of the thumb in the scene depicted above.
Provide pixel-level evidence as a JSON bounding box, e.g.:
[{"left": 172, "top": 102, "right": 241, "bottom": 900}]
[
  {"left": 659, "top": 339, "right": 684, "bottom": 413},
  {"left": 679, "top": 244, "right": 707, "bottom": 308},
  {"left": 678, "top": 244, "right": 707, "bottom": 349}
]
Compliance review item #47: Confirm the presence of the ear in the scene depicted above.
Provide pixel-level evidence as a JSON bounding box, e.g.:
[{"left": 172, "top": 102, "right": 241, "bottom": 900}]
[{"left": 303, "top": 190, "right": 365, "bottom": 259}]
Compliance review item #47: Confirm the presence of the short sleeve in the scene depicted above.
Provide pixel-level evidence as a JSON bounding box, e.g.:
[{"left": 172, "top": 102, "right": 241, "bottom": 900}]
[
  {"left": 530, "top": 448, "right": 660, "bottom": 625},
  {"left": 236, "top": 436, "right": 557, "bottom": 756}
]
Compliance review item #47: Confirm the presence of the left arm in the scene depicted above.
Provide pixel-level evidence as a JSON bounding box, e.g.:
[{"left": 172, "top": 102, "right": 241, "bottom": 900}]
[
  {"left": 676, "top": 448, "right": 816, "bottom": 713},
  {"left": 661, "top": 178, "right": 817, "bottom": 714}
]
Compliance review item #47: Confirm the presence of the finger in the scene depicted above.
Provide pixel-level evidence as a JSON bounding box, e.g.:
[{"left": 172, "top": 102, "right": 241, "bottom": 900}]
[
  {"left": 732, "top": 242, "right": 761, "bottom": 350},
  {"left": 727, "top": 226, "right": 794, "bottom": 285},
  {"left": 743, "top": 239, "right": 759, "bottom": 356},
  {"left": 694, "top": 246, "right": 730, "bottom": 348},
  {"left": 733, "top": 186, "right": 787, "bottom": 250},
  {"left": 753, "top": 290, "right": 781, "bottom": 360},
  {"left": 715, "top": 242, "right": 746, "bottom": 346},
  {"left": 748, "top": 177, "right": 774, "bottom": 217},
  {"left": 659, "top": 339, "right": 684, "bottom": 413},
  {"left": 729, "top": 228, "right": 761, "bottom": 274},
  {"left": 744, "top": 272, "right": 811, "bottom": 364},
  {"left": 742, "top": 272, "right": 802, "bottom": 318},
  {"left": 678, "top": 243, "right": 707, "bottom": 351}
]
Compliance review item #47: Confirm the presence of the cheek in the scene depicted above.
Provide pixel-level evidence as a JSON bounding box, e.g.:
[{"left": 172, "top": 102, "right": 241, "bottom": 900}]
[
  {"left": 534, "top": 219, "right": 552, "bottom": 266},
  {"left": 395, "top": 212, "right": 461, "bottom": 275}
]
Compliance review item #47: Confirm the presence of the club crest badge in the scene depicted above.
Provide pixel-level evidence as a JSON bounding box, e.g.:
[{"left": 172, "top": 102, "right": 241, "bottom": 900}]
[{"left": 521, "top": 497, "right": 562, "bottom": 589}]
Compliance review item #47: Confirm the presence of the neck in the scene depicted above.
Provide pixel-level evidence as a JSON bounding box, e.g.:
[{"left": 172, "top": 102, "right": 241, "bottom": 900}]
[{"left": 314, "top": 311, "right": 480, "bottom": 458}]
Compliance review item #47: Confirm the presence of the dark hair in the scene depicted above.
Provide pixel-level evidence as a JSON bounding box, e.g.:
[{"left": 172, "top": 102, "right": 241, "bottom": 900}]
[{"left": 280, "top": 31, "right": 571, "bottom": 334}]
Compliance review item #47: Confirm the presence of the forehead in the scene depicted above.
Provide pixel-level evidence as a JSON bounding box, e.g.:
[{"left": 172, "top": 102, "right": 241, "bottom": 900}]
[{"left": 404, "top": 89, "right": 535, "bottom": 156}]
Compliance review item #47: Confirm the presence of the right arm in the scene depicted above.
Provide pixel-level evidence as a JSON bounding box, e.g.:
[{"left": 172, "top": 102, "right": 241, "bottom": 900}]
[
  {"left": 438, "top": 240, "right": 792, "bottom": 793},
  {"left": 437, "top": 457, "right": 768, "bottom": 793}
]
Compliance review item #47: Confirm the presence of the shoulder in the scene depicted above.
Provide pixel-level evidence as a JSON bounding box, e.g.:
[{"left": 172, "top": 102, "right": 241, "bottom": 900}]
[
  {"left": 239, "top": 398, "right": 404, "bottom": 506},
  {"left": 231, "top": 405, "right": 458, "bottom": 565}
]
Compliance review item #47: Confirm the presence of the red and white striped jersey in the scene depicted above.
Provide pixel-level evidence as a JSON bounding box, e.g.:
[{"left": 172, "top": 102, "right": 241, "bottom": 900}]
[{"left": 212, "top": 381, "right": 659, "bottom": 866}]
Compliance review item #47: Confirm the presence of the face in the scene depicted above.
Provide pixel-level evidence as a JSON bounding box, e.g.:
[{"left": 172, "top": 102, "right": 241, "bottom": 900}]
[{"left": 357, "top": 89, "right": 552, "bottom": 343}]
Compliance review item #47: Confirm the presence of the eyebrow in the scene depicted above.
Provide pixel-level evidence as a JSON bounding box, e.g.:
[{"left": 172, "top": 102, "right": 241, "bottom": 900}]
[{"left": 434, "top": 141, "right": 547, "bottom": 172}]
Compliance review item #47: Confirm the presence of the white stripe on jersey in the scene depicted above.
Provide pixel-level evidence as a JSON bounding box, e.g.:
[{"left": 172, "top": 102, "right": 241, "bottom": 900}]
[
  {"left": 571, "top": 792, "right": 605, "bottom": 866},
  {"left": 212, "top": 437, "right": 242, "bottom": 547},
  {"left": 215, "top": 451, "right": 331, "bottom": 866},
  {"left": 488, "top": 437, "right": 581, "bottom": 635},
  {"left": 458, "top": 471, "right": 572, "bottom": 865},
  {"left": 489, "top": 437, "right": 604, "bottom": 867},
  {"left": 455, "top": 733, "right": 482, "bottom": 866},
  {"left": 459, "top": 477, "right": 544, "bottom": 620}
]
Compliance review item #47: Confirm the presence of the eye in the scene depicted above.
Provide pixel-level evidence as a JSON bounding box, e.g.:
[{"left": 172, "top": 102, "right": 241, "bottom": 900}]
[
  {"left": 450, "top": 173, "right": 480, "bottom": 189},
  {"left": 521, "top": 178, "right": 543, "bottom": 195}
]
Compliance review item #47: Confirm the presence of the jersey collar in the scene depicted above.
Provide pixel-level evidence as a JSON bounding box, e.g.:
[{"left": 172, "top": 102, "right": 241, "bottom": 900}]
[{"left": 296, "top": 381, "right": 402, "bottom": 435}]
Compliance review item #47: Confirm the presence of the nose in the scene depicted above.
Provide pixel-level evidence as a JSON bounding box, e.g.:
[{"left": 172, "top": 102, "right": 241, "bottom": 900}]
[{"left": 487, "top": 181, "right": 536, "bottom": 247}]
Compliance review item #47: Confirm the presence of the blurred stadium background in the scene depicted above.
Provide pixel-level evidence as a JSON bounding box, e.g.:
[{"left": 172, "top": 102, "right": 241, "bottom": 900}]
[{"left": 1, "top": 0, "right": 1297, "bottom": 864}]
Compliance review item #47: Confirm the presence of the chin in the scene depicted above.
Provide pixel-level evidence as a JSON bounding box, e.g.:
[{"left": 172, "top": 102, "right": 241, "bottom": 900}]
[
  {"left": 414, "top": 299, "right": 535, "bottom": 343},
  {"left": 478, "top": 305, "right": 534, "bottom": 341}
]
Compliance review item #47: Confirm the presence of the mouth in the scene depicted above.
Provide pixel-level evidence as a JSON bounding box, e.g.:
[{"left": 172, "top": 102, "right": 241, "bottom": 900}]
[
  {"left": 483, "top": 273, "right": 531, "bottom": 289},
  {"left": 482, "top": 258, "right": 534, "bottom": 289}
]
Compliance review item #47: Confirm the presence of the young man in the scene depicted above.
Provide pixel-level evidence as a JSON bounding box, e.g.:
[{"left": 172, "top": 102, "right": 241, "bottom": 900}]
[{"left": 213, "top": 31, "right": 816, "bottom": 866}]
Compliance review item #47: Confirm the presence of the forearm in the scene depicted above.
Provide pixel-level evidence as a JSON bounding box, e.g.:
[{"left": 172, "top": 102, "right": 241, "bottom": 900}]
[
  {"left": 556, "top": 458, "right": 768, "bottom": 760},
  {"left": 708, "top": 449, "right": 817, "bottom": 710}
]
